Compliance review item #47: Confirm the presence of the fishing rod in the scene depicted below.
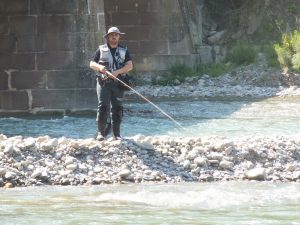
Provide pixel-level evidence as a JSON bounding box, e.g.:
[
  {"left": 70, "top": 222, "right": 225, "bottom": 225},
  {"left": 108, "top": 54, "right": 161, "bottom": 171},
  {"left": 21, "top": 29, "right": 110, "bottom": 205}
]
[{"left": 105, "top": 71, "right": 185, "bottom": 130}]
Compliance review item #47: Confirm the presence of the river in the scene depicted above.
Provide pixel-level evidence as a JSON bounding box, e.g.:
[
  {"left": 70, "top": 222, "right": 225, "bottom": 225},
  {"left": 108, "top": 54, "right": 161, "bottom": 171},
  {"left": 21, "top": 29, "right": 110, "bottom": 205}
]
[{"left": 1, "top": 96, "right": 300, "bottom": 224}]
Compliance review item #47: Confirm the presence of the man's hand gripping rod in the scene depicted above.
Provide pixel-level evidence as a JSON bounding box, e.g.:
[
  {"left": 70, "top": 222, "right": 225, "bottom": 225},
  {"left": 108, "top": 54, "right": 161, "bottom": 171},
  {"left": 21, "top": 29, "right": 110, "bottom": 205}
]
[{"left": 105, "top": 71, "right": 185, "bottom": 130}]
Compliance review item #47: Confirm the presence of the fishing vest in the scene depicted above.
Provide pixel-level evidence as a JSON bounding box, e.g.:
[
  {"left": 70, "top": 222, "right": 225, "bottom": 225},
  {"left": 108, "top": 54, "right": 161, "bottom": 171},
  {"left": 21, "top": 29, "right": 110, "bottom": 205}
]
[{"left": 98, "top": 43, "right": 127, "bottom": 73}]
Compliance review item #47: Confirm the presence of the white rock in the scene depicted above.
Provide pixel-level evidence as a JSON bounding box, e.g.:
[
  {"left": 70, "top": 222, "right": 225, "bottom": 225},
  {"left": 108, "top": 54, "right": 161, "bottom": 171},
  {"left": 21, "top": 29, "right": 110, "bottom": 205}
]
[
  {"left": 0, "top": 168, "right": 7, "bottom": 176},
  {"left": 183, "top": 160, "right": 190, "bottom": 169},
  {"left": 31, "top": 169, "right": 42, "bottom": 179},
  {"left": 194, "top": 157, "right": 207, "bottom": 167},
  {"left": 5, "top": 171, "right": 16, "bottom": 179},
  {"left": 66, "top": 163, "right": 77, "bottom": 171},
  {"left": 246, "top": 168, "right": 266, "bottom": 181},
  {"left": 187, "top": 150, "right": 199, "bottom": 160},
  {"left": 24, "top": 138, "right": 36, "bottom": 148},
  {"left": 118, "top": 169, "right": 131, "bottom": 178},
  {"left": 220, "top": 160, "right": 234, "bottom": 170},
  {"left": 65, "top": 156, "right": 75, "bottom": 165},
  {"left": 4, "top": 143, "right": 14, "bottom": 154}
]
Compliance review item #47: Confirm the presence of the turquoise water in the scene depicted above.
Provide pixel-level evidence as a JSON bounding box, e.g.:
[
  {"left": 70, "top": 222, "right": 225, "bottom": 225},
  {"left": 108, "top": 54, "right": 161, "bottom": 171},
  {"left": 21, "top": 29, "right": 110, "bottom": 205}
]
[
  {"left": 1, "top": 97, "right": 300, "bottom": 138},
  {"left": 1, "top": 182, "right": 300, "bottom": 225}
]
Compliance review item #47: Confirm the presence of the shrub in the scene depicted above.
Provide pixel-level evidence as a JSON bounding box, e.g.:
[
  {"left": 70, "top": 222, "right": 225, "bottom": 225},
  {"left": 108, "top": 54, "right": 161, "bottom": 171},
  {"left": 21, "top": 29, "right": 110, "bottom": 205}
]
[
  {"left": 196, "top": 63, "right": 234, "bottom": 77},
  {"left": 154, "top": 63, "right": 196, "bottom": 85},
  {"left": 227, "top": 42, "right": 257, "bottom": 65},
  {"left": 260, "top": 45, "right": 280, "bottom": 68},
  {"left": 274, "top": 30, "right": 300, "bottom": 71}
]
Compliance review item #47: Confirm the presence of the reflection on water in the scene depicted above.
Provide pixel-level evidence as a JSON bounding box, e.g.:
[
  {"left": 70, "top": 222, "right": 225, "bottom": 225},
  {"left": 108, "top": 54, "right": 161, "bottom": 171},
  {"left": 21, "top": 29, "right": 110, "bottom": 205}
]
[
  {"left": 0, "top": 97, "right": 300, "bottom": 138},
  {"left": 1, "top": 182, "right": 300, "bottom": 225}
]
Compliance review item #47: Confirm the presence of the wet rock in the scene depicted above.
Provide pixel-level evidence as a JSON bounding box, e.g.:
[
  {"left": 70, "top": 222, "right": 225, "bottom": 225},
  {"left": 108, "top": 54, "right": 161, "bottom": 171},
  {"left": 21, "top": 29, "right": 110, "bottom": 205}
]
[
  {"left": 31, "top": 169, "right": 42, "bottom": 179},
  {"left": 0, "top": 178, "right": 4, "bottom": 187},
  {"left": 118, "top": 169, "right": 131, "bottom": 179},
  {"left": 246, "top": 168, "right": 266, "bottom": 181},
  {"left": 4, "top": 171, "right": 16, "bottom": 180},
  {"left": 4, "top": 182, "right": 14, "bottom": 188},
  {"left": 0, "top": 168, "right": 6, "bottom": 176},
  {"left": 194, "top": 157, "right": 207, "bottom": 167},
  {"left": 220, "top": 160, "right": 234, "bottom": 170}
]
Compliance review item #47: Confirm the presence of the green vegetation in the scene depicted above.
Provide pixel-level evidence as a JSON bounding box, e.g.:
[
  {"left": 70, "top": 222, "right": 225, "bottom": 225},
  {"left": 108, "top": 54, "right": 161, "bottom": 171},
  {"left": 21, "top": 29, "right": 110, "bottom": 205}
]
[
  {"left": 153, "top": 63, "right": 196, "bottom": 85},
  {"left": 274, "top": 30, "right": 300, "bottom": 72},
  {"left": 153, "top": 62, "right": 236, "bottom": 86},
  {"left": 260, "top": 45, "right": 280, "bottom": 68},
  {"left": 196, "top": 63, "right": 234, "bottom": 77},
  {"left": 226, "top": 42, "right": 257, "bottom": 66}
]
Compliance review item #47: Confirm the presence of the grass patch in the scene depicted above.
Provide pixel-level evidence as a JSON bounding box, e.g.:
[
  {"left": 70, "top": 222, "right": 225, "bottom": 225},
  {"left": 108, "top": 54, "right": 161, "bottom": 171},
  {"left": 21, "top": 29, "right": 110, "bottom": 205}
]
[{"left": 226, "top": 42, "right": 257, "bottom": 65}]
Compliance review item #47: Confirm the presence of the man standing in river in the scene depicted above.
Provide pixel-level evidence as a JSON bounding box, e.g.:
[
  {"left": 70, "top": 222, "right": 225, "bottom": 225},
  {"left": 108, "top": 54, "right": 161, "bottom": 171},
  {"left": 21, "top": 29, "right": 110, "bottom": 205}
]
[{"left": 89, "top": 27, "right": 133, "bottom": 141}]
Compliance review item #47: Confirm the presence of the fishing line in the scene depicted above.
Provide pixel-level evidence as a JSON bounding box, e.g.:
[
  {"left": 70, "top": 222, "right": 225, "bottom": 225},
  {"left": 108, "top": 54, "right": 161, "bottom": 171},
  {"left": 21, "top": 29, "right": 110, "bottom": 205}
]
[{"left": 105, "top": 71, "right": 185, "bottom": 130}]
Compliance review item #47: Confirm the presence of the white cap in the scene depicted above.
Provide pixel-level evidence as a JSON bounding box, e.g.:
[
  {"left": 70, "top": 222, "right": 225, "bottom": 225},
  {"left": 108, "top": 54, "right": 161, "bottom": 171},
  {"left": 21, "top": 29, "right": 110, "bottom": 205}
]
[{"left": 103, "top": 26, "right": 125, "bottom": 38}]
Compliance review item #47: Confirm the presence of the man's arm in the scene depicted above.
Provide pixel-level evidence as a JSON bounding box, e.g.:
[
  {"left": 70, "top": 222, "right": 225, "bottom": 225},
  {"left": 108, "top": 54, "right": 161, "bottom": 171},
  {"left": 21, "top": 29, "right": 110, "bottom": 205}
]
[
  {"left": 89, "top": 61, "right": 107, "bottom": 73},
  {"left": 111, "top": 60, "right": 133, "bottom": 77}
]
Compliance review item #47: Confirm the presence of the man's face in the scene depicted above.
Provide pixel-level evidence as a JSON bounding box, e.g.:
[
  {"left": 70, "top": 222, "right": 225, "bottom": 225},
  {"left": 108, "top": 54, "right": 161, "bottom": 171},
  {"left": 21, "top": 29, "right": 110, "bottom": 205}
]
[{"left": 107, "top": 32, "right": 120, "bottom": 46}]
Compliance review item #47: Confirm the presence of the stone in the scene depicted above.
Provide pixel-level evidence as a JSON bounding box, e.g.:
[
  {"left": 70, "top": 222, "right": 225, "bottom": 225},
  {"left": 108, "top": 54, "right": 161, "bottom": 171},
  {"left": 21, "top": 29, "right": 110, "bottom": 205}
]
[
  {"left": 118, "top": 169, "right": 131, "bottom": 179},
  {"left": 187, "top": 149, "right": 199, "bottom": 160},
  {"left": 66, "top": 164, "right": 77, "bottom": 171},
  {"left": 0, "top": 168, "right": 7, "bottom": 176},
  {"left": 4, "top": 143, "right": 14, "bottom": 154},
  {"left": 4, "top": 171, "right": 16, "bottom": 180},
  {"left": 10, "top": 16, "right": 36, "bottom": 35},
  {"left": 183, "top": 160, "right": 190, "bottom": 169},
  {"left": 0, "top": 71, "right": 8, "bottom": 90},
  {"left": 246, "top": 168, "right": 266, "bottom": 181},
  {"left": 31, "top": 169, "right": 42, "bottom": 179},
  {"left": 219, "top": 160, "right": 234, "bottom": 170},
  {"left": 0, "top": 178, "right": 4, "bottom": 187},
  {"left": 11, "top": 71, "right": 46, "bottom": 90},
  {"left": 37, "top": 52, "right": 74, "bottom": 70},
  {"left": 4, "top": 182, "right": 14, "bottom": 188},
  {"left": 194, "top": 157, "right": 207, "bottom": 167},
  {"left": 0, "top": 90, "right": 29, "bottom": 110},
  {"left": 24, "top": 138, "right": 36, "bottom": 148}
]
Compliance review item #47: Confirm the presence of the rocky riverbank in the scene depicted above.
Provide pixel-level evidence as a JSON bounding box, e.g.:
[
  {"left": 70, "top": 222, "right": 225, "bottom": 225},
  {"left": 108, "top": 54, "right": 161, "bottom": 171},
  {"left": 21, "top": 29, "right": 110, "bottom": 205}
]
[
  {"left": 128, "top": 65, "right": 300, "bottom": 99},
  {"left": 1, "top": 134, "right": 300, "bottom": 188}
]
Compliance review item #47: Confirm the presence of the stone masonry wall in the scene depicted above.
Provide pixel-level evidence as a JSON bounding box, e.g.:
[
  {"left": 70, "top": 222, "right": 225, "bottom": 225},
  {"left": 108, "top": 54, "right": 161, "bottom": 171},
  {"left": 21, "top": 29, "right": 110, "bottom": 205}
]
[
  {"left": 0, "top": 0, "right": 105, "bottom": 114},
  {"left": 104, "top": 0, "right": 202, "bottom": 73},
  {"left": 0, "top": 0, "right": 218, "bottom": 114}
]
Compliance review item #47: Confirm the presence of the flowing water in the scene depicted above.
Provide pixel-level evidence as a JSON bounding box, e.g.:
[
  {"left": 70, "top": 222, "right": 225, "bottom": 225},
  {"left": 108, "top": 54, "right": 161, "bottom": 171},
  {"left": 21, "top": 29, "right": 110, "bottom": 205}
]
[
  {"left": 1, "top": 182, "right": 300, "bottom": 225},
  {"left": 1, "top": 96, "right": 300, "bottom": 138},
  {"left": 1, "top": 96, "right": 300, "bottom": 224}
]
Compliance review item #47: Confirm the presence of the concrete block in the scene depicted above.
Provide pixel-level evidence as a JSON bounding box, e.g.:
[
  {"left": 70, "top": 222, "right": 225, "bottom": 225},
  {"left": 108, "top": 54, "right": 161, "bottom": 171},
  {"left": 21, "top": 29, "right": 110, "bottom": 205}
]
[
  {"left": 168, "top": 36, "right": 191, "bottom": 55},
  {"left": 37, "top": 34, "right": 73, "bottom": 51},
  {"left": 37, "top": 52, "right": 74, "bottom": 70},
  {"left": 0, "top": 90, "right": 28, "bottom": 110},
  {"left": 140, "top": 40, "right": 168, "bottom": 55},
  {"left": 17, "top": 35, "right": 37, "bottom": 52},
  {"left": 123, "top": 41, "right": 141, "bottom": 55},
  {"left": 30, "top": 0, "right": 88, "bottom": 15},
  {"left": 11, "top": 71, "right": 46, "bottom": 90},
  {"left": 37, "top": 16, "right": 75, "bottom": 34},
  {"left": 0, "top": 0, "right": 29, "bottom": 15},
  {"left": 111, "top": 12, "right": 139, "bottom": 26},
  {"left": 0, "top": 35, "right": 17, "bottom": 52},
  {"left": 32, "top": 89, "right": 96, "bottom": 109},
  {"left": 119, "top": 26, "right": 150, "bottom": 41},
  {"left": 0, "top": 53, "right": 35, "bottom": 70},
  {"left": 199, "top": 46, "right": 213, "bottom": 64},
  {"left": 47, "top": 69, "right": 95, "bottom": 89},
  {"left": 88, "top": 0, "right": 105, "bottom": 14},
  {"left": 134, "top": 55, "right": 200, "bottom": 71},
  {"left": 9, "top": 16, "right": 36, "bottom": 35},
  {"left": 0, "top": 72, "right": 8, "bottom": 90},
  {"left": 140, "top": 12, "right": 161, "bottom": 25},
  {"left": 75, "top": 15, "right": 98, "bottom": 33},
  {"left": 0, "top": 16, "right": 9, "bottom": 34}
]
